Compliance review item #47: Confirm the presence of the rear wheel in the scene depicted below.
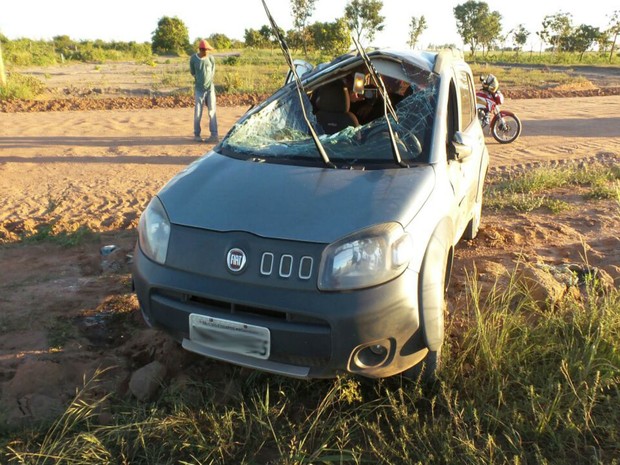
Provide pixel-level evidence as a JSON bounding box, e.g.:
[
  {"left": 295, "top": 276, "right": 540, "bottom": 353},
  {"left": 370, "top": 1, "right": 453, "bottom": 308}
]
[
  {"left": 462, "top": 195, "right": 482, "bottom": 240},
  {"left": 491, "top": 111, "right": 521, "bottom": 144}
]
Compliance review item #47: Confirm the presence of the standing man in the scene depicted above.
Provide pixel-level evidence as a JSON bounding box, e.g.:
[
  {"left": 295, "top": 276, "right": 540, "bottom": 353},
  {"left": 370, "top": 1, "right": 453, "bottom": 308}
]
[{"left": 190, "top": 39, "right": 219, "bottom": 143}]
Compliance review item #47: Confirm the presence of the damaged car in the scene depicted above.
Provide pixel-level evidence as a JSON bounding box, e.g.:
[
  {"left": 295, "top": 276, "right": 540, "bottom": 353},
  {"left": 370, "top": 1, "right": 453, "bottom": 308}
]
[{"left": 132, "top": 47, "right": 489, "bottom": 381}]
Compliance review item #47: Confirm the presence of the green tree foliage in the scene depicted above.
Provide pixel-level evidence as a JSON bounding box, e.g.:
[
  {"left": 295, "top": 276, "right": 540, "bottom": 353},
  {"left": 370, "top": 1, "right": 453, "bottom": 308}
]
[
  {"left": 408, "top": 15, "right": 427, "bottom": 49},
  {"left": 511, "top": 24, "right": 529, "bottom": 56},
  {"left": 478, "top": 10, "right": 501, "bottom": 55},
  {"left": 309, "top": 18, "right": 351, "bottom": 55},
  {"left": 244, "top": 28, "right": 264, "bottom": 48},
  {"left": 608, "top": 10, "right": 620, "bottom": 62},
  {"left": 207, "top": 33, "right": 233, "bottom": 50},
  {"left": 563, "top": 24, "right": 601, "bottom": 60},
  {"left": 151, "top": 16, "right": 191, "bottom": 56},
  {"left": 454, "top": 1, "right": 502, "bottom": 56},
  {"left": 285, "top": 29, "right": 304, "bottom": 51},
  {"left": 344, "top": 0, "right": 385, "bottom": 45},
  {"left": 290, "top": 0, "right": 317, "bottom": 56},
  {"left": 540, "top": 12, "right": 573, "bottom": 53},
  {"left": 260, "top": 25, "right": 276, "bottom": 48}
]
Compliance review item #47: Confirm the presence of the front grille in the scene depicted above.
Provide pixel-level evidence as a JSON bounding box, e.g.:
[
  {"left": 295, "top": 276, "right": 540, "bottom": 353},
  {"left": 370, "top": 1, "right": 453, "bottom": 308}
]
[
  {"left": 152, "top": 288, "right": 332, "bottom": 370},
  {"left": 154, "top": 289, "right": 328, "bottom": 327}
]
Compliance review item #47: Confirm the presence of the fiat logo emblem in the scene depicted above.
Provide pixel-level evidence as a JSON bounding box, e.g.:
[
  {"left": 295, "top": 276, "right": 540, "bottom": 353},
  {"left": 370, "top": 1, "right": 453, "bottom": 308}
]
[{"left": 226, "top": 248, "right": 247, "bottom": 273}]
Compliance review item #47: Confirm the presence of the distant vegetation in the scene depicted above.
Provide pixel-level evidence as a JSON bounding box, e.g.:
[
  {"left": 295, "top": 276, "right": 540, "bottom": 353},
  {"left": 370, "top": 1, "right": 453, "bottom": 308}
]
[
  {"left": 0, "top": 0, "right": 618, "bottom": 101},
  {"left": 1, "top": 1, "right": 619, "bottom": 67},
  {"left": 0, "top": 35, "right": 152, "bottom": 67}
]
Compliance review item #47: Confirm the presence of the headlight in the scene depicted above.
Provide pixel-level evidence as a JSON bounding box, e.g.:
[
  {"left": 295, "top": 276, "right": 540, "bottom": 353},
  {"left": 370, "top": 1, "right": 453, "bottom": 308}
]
[
  {"left": 138, "top": 196, "right": 171, "bottom": 265},
  {"left": 318, "top": 223, "right": 413, "bottom": 291}
]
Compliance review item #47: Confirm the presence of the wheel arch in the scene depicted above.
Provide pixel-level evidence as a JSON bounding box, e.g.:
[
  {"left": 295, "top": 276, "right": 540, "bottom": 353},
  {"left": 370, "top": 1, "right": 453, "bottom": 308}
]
[{"left": 418, "top": 218, "right": 454, "bottom": 351}]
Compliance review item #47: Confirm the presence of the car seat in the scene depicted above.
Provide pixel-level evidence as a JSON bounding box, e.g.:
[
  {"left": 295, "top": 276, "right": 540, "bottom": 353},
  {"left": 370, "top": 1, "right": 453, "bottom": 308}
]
[{"left": 314, "top": 81, "right": 360, "bottom": 135}]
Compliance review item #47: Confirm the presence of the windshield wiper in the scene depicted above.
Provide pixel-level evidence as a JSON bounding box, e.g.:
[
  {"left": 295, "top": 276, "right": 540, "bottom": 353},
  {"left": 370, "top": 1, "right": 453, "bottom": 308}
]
[
  {"left": 351, "top": 36, "right": 408, "bottom": 168},
  {"left": 261, "top": 0, "right": 335, "bottom": 169}
]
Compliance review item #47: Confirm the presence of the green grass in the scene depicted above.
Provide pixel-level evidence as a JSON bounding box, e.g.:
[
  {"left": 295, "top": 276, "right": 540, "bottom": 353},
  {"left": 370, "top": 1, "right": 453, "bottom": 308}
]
[
  {"left": 470, "top": 63, "right": 591, "bottom": 90},
  {"left": 22, "top": 223, "right": 93, "bottom": 247},
  {"left": 2, "top": 272, "right": 618, "bottom": 464},
  {"left": 468, "top": 50, "right": 620, "bottom": 66},
  {"left": 486, "top": 164, "right": 620, "bottom": 213}
]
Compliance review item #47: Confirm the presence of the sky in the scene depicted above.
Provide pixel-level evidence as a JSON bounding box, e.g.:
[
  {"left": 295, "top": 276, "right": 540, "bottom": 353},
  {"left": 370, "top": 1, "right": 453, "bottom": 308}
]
[{"left": 1, "top": 0, "right": 617, "bottom": 51}]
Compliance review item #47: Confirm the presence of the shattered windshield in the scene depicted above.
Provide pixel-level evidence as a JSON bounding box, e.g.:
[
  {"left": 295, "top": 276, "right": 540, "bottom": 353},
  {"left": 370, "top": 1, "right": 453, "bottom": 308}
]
[{"left": 220, "top": 58, "right": 439, "bottom": 168}]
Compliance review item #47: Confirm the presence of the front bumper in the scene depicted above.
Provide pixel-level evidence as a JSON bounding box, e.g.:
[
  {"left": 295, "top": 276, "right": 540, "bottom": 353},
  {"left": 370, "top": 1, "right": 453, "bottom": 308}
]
[{"left": 132, "top": 244, "right": 428, "bottom": 379}]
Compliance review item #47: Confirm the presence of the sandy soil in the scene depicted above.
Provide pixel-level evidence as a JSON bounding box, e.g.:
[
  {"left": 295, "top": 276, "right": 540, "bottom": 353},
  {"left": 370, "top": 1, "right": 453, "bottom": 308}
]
[{"left": 1, "top": 94, "right": 619, "bottom": 428}]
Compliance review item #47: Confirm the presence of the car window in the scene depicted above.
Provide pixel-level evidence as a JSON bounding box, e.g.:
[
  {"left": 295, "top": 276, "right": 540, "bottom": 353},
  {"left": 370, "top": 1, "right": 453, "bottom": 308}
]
[
  {"left": 220, "top": 59, "right": 440, "bottom": 168},
  {"left": 446, "top": 80, "right": 459, "bottom": 160},
  {"left": 457, "top": 70, "right": 475, "bottom": 130}
]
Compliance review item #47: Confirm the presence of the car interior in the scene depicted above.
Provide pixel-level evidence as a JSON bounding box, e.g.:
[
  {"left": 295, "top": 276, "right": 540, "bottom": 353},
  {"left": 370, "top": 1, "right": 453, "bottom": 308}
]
[{"left": 310, "top": 69, "right": 413, "bottom": 134}]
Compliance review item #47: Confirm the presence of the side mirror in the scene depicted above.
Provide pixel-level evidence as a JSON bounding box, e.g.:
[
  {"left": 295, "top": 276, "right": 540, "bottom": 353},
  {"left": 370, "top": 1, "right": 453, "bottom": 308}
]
[{"left": 452, "top": 131, "right": 473, "bottom": 161}]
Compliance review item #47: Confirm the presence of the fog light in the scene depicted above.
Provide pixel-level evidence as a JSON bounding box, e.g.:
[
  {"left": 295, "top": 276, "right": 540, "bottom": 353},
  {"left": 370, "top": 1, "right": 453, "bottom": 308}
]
[
  {"left": 370, "top": 344, "right": 388, "bottom": 356},
  {"left": 353, "top": 340, "right": 391, "bottom": 368}
]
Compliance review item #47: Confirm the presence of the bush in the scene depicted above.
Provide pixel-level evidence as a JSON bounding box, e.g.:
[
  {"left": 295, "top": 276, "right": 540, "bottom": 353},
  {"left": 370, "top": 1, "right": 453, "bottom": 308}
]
[
  {"left": 222, "top": 54, "right": 240, "bottom": 66},
  {"left": 0, "top": 72, "right": 46, "bottom": 100}
]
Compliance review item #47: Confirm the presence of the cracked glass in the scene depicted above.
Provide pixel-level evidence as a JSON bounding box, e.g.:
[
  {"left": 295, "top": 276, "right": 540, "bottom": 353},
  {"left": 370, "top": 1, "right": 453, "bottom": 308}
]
[{"left": 220, "top": 59, "right": 439, "bottom": 168}]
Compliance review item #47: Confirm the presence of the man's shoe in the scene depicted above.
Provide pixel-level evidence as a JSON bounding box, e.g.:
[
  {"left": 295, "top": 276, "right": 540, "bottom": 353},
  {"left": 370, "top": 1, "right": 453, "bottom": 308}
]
[
  {"left": 194, "top": 136, "right": 203, "bottom": 142},
  {"left": 205, "top": 135, "right": 220, "bottom": 144}
]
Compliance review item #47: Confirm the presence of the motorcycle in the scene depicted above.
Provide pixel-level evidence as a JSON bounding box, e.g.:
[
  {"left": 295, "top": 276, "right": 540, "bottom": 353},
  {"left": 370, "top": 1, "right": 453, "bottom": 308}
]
[{"left": 476, "top": 75, "right": 522, "bottom": 144}]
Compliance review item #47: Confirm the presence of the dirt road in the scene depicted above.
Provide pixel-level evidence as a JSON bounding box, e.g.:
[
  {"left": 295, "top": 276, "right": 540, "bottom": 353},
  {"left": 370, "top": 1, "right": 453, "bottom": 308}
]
[{"left": 0, "top": 95, "right": 619, "bottom": 427}]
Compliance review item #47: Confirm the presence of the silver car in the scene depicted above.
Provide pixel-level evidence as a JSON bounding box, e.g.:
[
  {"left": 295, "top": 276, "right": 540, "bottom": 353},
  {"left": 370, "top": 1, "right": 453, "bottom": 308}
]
[{"left": 132, "top": 48, "right": 489, "bottom": 381}]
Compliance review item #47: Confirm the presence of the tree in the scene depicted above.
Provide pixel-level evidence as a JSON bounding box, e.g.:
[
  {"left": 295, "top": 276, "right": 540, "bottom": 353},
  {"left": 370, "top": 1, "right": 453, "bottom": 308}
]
[
  {"left": 565, "top": 24, "right": 600, "bottom": 60},
  {"left": 478, "top": 9, "right": 502, "bottom": 55},
  {"left": 608, "top": 10, "right": 620, "bottom": 62},
  {"left": 511, "top": 24, "right": 529, "bottom": 56},
  {"left": 290, "top": 0, "right": 317, "bottom": 56},
  {"left": 207, "top": 33, "right": 233, "bottom": 50},
  {"left": 453, "top": 1, "right": 501, "bottom": 57},
  {"left": 151, "top": 16, "right": 191, "bottom": 56},
  {"left": 540, "top": 12, "right": 572, "bottom": 54},
  {"left": 309, "top": 18, "right": 351, "bottom": 55},
  {"left": 408, "top": 15, "right": 427, "bottom": 49},
  {"left": 259, "top": 25, "right": 280, "bottom": 48},
  {"left": 244, "top": 28, "right": 264, "bottom": 48},
  {"left": 597, "top": 30, "right": 611, "bottom": 54},
  {"left": 344, "top": 0, "right": 385, "bottom": 45}
]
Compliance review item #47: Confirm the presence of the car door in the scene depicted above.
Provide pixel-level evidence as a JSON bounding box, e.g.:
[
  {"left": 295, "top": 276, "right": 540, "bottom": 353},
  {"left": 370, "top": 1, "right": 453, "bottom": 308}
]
[{"left": 454, "top": 67, "right": 485, "bottom": 226}]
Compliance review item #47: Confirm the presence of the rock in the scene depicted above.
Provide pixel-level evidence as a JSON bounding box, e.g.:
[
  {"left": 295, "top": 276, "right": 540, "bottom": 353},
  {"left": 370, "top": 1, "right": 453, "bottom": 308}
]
[
  {"left": 0, "top": 359, "right": 89, "bottom": 428},
  {"left": 2, "top": 394, "right": 65, "bottom": 428},
  {"left": 100, "top": 245, "right": 128, "bottom": 274},
  {"left": 518, "top": 264, "right": 568, "bottom": 308},
  {"left": 129, "top": 361, "right": 167, "bottom": 402}
]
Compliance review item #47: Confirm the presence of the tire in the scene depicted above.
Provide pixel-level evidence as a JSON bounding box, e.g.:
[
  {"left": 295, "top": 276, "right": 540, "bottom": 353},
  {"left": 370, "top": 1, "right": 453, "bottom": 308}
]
[
  {"left": 403, "top": 347, "right": 441, "bottom": 384},
  {"left": 462, "top": 195, "right": 482, "bottom": 240},
  {"left": 403, "top": 230, "right": 452, "bottom": 384},
  {"left": 491, "top": 111, "right": 521, "bottom": 144}
]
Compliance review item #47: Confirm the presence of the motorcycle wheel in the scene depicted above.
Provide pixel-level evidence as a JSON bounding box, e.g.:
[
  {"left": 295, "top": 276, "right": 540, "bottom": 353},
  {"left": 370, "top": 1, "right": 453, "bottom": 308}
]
[{"left": 491, "top": 111, "right": 521, "bottom": 144}]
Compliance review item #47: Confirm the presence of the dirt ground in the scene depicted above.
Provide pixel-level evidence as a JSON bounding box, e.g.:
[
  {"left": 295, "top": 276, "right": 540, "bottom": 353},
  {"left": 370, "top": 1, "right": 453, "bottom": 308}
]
[{"left": 1, "top": 67, "right": 619, "bottom": 428}]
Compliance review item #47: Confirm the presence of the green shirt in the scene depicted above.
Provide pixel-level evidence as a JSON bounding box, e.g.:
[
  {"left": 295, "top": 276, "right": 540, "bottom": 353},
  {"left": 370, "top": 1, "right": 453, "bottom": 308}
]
[{"left": 190, "top": 53, "right": 215, "bottom": 92}]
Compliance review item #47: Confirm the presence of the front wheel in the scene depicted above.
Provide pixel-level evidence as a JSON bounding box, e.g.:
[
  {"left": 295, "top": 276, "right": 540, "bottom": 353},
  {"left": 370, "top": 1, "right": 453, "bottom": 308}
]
[
  {"left": 491, "top": 111, "right": 521, "bottom": 144},
  {"left": 402, "top": 231, "right": 452, "bottom": 384}
]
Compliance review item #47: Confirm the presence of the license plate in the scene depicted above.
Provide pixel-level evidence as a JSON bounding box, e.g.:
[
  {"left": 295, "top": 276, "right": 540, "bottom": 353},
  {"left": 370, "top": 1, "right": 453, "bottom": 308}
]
[{"left": 188, "top": 314, "right": 270, "bottom": 360}]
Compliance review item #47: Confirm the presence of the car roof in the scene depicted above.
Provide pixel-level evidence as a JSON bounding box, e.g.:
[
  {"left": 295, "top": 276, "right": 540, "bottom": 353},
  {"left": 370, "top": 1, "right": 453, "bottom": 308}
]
[{"left": 308, "top": 48, "right": 465, "bottom": 80}]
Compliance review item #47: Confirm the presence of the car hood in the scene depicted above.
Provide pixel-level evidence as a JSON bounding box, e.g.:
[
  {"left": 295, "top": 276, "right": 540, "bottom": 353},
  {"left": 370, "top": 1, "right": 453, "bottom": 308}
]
[{"left": 158, "top": 152, "right": 435, "bottom": 244}]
